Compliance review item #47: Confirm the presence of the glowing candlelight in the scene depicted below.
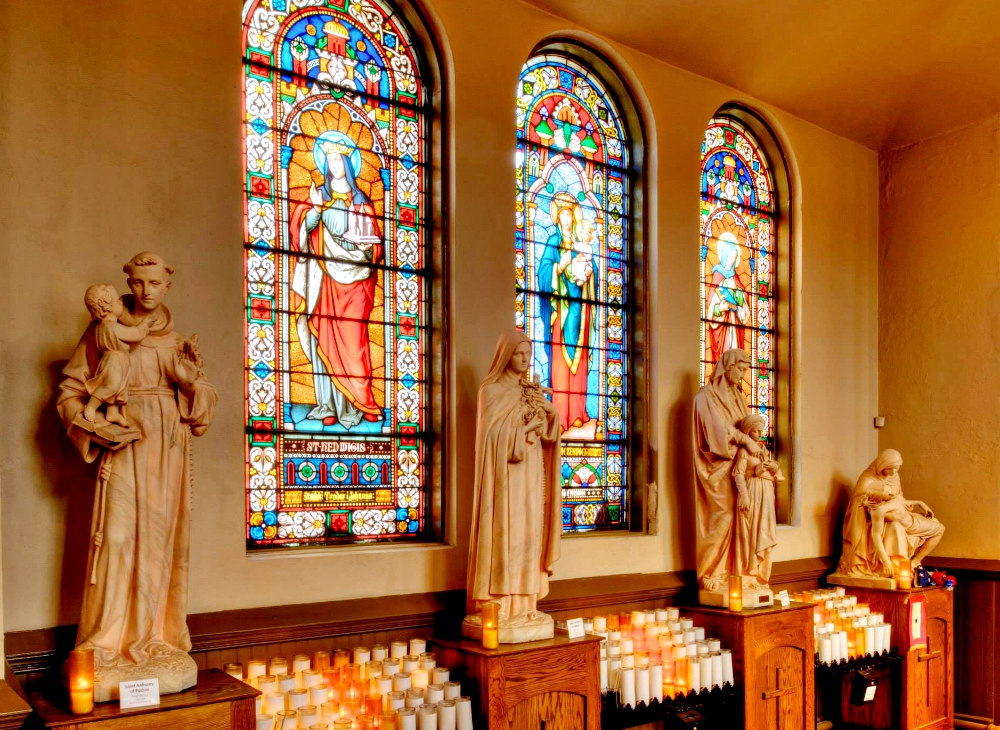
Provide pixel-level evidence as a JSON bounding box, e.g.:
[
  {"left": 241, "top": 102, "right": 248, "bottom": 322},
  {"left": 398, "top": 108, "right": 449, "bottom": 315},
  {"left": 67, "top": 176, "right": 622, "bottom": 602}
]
[
  {"left": 481, "top": 601, "right": 500, "bottom": 650},
  {"left": 728, "top": 575, "right": 743, "bottom": 612},
  {"left": 67, "top": 648, "right": 95, "bottom": 715}
]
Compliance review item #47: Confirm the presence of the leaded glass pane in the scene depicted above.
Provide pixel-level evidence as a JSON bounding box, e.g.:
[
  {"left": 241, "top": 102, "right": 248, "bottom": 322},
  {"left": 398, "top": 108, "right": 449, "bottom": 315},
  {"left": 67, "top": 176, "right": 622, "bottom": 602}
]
[
  {"left": 515, "top": 54, "right": 632, "bottom": 533},
  {"left": 242, "top": 0, "right": 431, "bottom": 547}
]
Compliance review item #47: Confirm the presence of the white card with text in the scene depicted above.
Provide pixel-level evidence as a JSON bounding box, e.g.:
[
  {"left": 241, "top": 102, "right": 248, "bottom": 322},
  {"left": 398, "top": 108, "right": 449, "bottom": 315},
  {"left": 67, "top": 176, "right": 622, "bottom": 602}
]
[
  {"left": 566, "top": 617, "right": 586, "bottom": 639},
  {"left": 119, "top": 678, "right": 160, "bottom": 710},
  {"left": 777, "top": 590, "right": 791, "bottom": 607}
]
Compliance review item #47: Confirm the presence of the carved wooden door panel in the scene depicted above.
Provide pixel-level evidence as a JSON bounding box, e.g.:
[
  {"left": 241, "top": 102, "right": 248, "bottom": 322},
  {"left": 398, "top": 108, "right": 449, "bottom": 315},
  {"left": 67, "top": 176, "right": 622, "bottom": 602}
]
[
  {"left": 912, "top": 616, "right": 949, "bottom": 729},
  {"left": 507, "top": 691, "right": 586, "bottom": 730},
  {"left": 753, "top": 646, "right": 806, "bottom": 730}
]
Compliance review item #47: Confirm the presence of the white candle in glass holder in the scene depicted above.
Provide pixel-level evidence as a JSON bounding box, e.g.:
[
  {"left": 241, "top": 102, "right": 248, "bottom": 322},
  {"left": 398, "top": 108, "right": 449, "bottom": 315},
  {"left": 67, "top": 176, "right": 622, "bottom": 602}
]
[
  {"left": 644, "top": 611, "right": 657, "bottom": 625},
  {"left": 655, "top": 608, "right": 668, "bottom": 623},
  {"left": 265, "top": 692, "right": 285, "bottom": 716},
  {"left": 437, "top": 699, "right": 457, "bottom": 730},
  {"left": 621, "top": 653, "right": 635, "bottom": 669},
  {"left": 377, "top": 676, "right": 393, "bottom": 700},
  {"left": 721, "top": 650, "right": 734, "bottom": 685},
  {"left": 671, "top": 632, "right": 685, "bottom": 646},
  {"left": 293, "top": 654, "right": 311, "bottom": 683},
  {"left": 417, "top": 704, "right": 438, "bottom": 730},
  {"left": 620, "top": 638, "right": 634, "bottom": 654},
  {"left": 299, "top": 706, "right": 319, "bottom": 727},
  {"left": 631, "top": 611, "right": 646, "bottom": 627},
  {"left": 426, "top": 684, "right": 445, "bottom": 704},
  {"left": 711, "top": 653, "right": 723, "bottom": 688},
  {"left": 680, "top": 618, "right": 694, "bottom": 630},
  {"left": 320, "top": 701, "right": 339, "bottom": 722},
  {"left": 667, "top": 607, "right": 680, "bottom": 621},
  {"left": 649, "top": 662, "right": 663, "bottom": 700},
  {"left": 372, "top": 645, "right": 388, "bottom": 662},
  {"left": 668, "top": 620, "right": 681, "bottom": 633},
  {"left": 409, "top": 639, "right": 427, "bottom": 656},
  {"left": 443, "top": 681, "right": 462, "bottom": 700},
  {"left": 255, "top": 714, "right": 272, "bottom": 730},
  {"left": 608, "top": 630, "right": 622, "bottom": 642},
  {"left": 394, "top": 673, "right": 412, "bottom": 692},
  {"left": 683, "top": 629, "right": 696, "bottom": 644},
  {"left": 455, "top": 698, "right": 473, "bottom": 730},
  {"left": 383, "top": 658, "right": 401, "bottom": 677},
  {"left": 689, "top": 660, "right": 701, "bottom": 693},
  {"left": 391, "top": 642, "right": 409, "bottom": 659},
  {"left": 310, "top": 685, "right": 328, "bottom": 706},
  {"left": 403, "top": 656, "right": 420, "bottom": 673},
  {"left": 619, "top": 667, "right": 636, "bottom": 708},
  {"left": 431, "top": 667, "right": 449, "bottom": 684},
  {"left": 694, "top": 627, "right": 706, "bottom": 642},
  {"left": 269, "top": 657, "right": 288, "bottom": 676},
  {"left": 354, "top": 647, "right": 371, "bottom": 675},
  {"left": 644, "top": 625, "right": 658, "bottom": 642},
  {"left": 686, "top": 643, "right": 698, "bottom": 658},
  {"left": 600, "top": 656, "right": 608, "bottom": 693},
  {"left": 278, "top": 673, "right": 296, "bottom": 693},
  {"left": 288, "top": 689, "right": 309, "bottom": 711},
  {"left": 303, "top": 670, "right": 322, "bottom": 689},
  {"left": 699, "top": 655, "right": 712, "bottom": 691},
  {"left": 635, "top": 666, "right": 650, "bottom": 705},
  {"left": 411, "top": 668, "right": 429, "bottom": 689},
  {"left": 819, "top": 634, "right": 832, "bottom": 663},
  {"left": 607, "top": 641, "right": 621, "bottom": 658},
  {"left": 258, "top": 675, "right": 278, "bottom": 696},
  {"left": 583, "top": 619, "right": 594, "bottom": 635},
  {"left": 406, "top": 688, "right": 425, "bottom": 708},
  {"left": 388, "top": 691, "right": 406, "bottom": 711},
  {"left": 593, "top": 616, "right": 607, "bottom": 633},
  {"left": 398, "top": 707, "right": 417, "bottom": 730},
  {"left": 248, "top": 660, "right": 267, "bottom": 685},
  {"left": 707, "top": 638, "right": 721, "bottom": 653}
]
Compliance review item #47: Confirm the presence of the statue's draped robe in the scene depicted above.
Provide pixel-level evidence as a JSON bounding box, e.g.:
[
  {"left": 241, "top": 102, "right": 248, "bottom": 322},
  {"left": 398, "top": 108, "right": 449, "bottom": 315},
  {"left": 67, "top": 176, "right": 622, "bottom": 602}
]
[
  {"left": 692, "top": 359, "right": 749, "bottom": 590},
  {"left": 58, "top": 304, "right": 217, "bottom": 667},
  {"left": 467, "top": 335, "right": 562, "bottom": 618}
]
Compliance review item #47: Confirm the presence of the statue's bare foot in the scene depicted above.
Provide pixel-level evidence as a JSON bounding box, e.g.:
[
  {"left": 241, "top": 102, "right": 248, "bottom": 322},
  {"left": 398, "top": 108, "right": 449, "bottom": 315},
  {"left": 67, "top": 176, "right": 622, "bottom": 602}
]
[
  {"left": 83, "top": 402, "right": 99, "bottom": 423},
  {"left": 105, "top": 406, "right": 131, "bottom": 428}
]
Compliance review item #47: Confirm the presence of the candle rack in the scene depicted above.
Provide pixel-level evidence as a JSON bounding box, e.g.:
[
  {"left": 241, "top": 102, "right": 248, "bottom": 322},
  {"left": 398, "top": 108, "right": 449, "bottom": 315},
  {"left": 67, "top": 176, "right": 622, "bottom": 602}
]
[
  {"left": 815, "top": 649, "right": 903, "bottom": 730},
  {"left": 600, "top": 683, "right": 742, "bottom": 730}
]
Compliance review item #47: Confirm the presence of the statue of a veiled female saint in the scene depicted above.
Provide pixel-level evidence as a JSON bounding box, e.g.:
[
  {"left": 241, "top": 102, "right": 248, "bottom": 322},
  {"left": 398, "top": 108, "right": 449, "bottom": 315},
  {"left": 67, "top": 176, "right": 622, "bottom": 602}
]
[
  {"left": 57, "top": 253, "right": 217, "bottom": 700},
  {"left": 831, "top": 449, "right": 945, "bottom": 589},
  {"left": 463, "top": 331, "right": 563, "bottom": 643}
]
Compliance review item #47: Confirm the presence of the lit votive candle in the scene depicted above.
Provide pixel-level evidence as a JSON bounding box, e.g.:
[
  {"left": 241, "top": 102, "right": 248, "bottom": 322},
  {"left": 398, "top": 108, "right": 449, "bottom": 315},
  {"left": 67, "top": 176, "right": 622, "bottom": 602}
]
[
  {"left": 303, "top": 669, "right": 323, "bottom": 689},
  {"left": 278, "top": 673, "right": 296, "bottom": 693},
  {"left": 481, "top": 601, "right": 500, "bottom": 650},
  {"left": 67, "top": 648, "right": 95, "bottom": 715},
  {"left": 289, "top": 688, "right": 309, "bottom": 711},
  {"left": 381, "top": 713, "right": 399, "bottom": 730},
  {"left": 897, "top": 558, "right": 913, "bottom": 590},
  {"left": 593, "top": 616, "right": 607, "bottom": 633},
  {"left": 409, "top": 638, "right": 426, "bottom": 656},
  {"left": 299, "top": 705, "right": 319, "bottom": 727},
  {"left": 410, "top": 668, "right": 429, "bottom": 689},
  {"left": 270, "top": 656, "right": 289, "bottom": 676},
  {"left": 265, "top": 692, "right": 285, "bottom": 717},
  {"left": 334, "top": 720, "right": 353, "bottom": 730},
  {"left": 333, "top": 649, "right": 350, "bottom": 668},
  {"left": 365, "top": 694, "right": 382, "bottom": 716},
  {"left": 366, "top": 661, "right": 383, "bottom": 680},
  {"left": 728, "top": 575, "right": 743, "bottom": 612},
  {"left": 310, "top": 684, "right": 328, "bottom": 707},
  {"left": 275, "top": 710, "right": 297, "bottom": 730},
  {"left": 225, "top": 662, "right": 244, "bottom": 681}
]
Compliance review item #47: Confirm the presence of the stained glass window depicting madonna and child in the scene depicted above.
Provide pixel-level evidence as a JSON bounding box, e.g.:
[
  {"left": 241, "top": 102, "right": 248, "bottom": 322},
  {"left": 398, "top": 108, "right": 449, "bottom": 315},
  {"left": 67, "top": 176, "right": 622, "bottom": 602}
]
[
  {"left": 699, "top": 116, "right": 778, "bottom": 452},
  {"left": 515, "top": 53, "right": 635, "bottom": 534},
  {"left": 242, "top": 0, "right": 436, "bottom": 548}
]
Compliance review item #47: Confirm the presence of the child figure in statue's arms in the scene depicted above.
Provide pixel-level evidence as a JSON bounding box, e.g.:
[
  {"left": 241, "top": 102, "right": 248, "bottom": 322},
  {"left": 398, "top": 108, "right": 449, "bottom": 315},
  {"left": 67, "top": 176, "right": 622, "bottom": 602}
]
[{"left": 82, "top": 284, "right": 150, "bottom": 427}]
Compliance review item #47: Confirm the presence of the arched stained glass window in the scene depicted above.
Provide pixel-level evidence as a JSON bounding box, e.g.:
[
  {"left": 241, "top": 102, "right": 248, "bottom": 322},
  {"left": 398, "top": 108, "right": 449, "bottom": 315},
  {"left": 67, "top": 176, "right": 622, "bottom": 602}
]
[
  {"left": 516, "top": 49, "right": 644, "bottom": 534},
  {"left": 242, "top": 0, "right": 442, "bottom": 548},
  {"left": 700, "top": 113, "right": 791, "bottom": 522}
]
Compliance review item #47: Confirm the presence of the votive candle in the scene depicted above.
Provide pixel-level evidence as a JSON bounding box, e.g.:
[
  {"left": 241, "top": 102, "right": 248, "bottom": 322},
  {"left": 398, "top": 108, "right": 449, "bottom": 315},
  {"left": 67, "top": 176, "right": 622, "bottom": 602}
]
[
  {"left": 299, "top": 706, "right": 319, "bottom": 727},
  {"left": 426, "top": 684, "right": 445, "bottom": 704},
  {"left": 728, "top": 575, "right": 743, "bottom": 612},
  {"left": 417, "top": 705, "right": 438, "bottom": 730},
  {"left": 310, "top": 685, "right": 328, "bottom": 706},
  {"left": 437, "top": 699, "right": 457, "bottom": 730},
  {"left": 333, "top": 649, "right": 350, "bottom": 668},
  {"left": 393, "top": 672, "right": 411, "bottom": 692},
  {"left": 455, "top": 697, "right": 473, "bottom": 730},
  {"left": 248, "top": 659, "right": 267, "bottom": 686},
  {"left": 275, "top": 710, "right": 297, "bottom": 730},
  {"left": 481, "top": 601, "right": 500, "bottom": 650},
  {"left": 409, "top": 639, "right": 426, "bottom": 656},
  {"left": 397, "top": 707, "right": 417, "bottom": 730},
  {"left": 313, "top": 651, "right": 330, "bottom": 672},
  {"left": 255, "top": 715, "right": 273, "bottom": 730},
  {"left": 381, "top": 713, "right": 399, "bottom": 730},
  {"left": 443, "top": 681, "right": 462, "bottom": 700},
  {"left": 390, "top": 642, "right": 408, "bottom": 659},
  {"left": 270, "top": 656, "right": 289, "bottom": 676},
  {"left": 67, "top": 648, "right": 95, "bottom": 715},
  {"left": 303, "top": 670, "right": 323, "bottom": 689},
  {"left": 431, "top": 667, "right": 449, "bottom": 685},
  {"left": 372, "top": 645, "right": 388, "bottom": 662}
]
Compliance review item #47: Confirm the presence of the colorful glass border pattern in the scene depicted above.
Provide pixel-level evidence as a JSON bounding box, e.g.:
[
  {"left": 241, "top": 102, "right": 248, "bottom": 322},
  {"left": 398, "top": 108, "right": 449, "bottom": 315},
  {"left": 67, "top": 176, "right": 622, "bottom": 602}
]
[
  {"left": 242, "top": 0, "right": 432, "bottom": 548},
  {"left": 515, "top": 53, "right": 632, "bottom": 533}
]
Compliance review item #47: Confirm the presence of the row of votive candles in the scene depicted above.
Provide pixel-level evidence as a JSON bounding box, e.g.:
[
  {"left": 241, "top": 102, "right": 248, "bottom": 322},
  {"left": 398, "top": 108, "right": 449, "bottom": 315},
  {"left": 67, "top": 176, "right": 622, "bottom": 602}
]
[
  {"left": 223, "top": 638, "right": 473, "bottom": 729},
  {"left": 584, "top": 608, "right": 733, "bottom": 708},
  {"left": 791, "top": 588, "right": 894, "bottom": 663}
]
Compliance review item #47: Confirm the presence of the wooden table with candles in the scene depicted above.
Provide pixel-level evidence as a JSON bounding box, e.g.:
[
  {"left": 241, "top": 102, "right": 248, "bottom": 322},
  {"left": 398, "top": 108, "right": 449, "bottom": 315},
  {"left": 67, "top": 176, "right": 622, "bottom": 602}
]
[
  {"left": 29, "top": 668, "right": 259, "bottom": 730},
  {"left": 683, "top": 601, "right": 815, "bottom": 730}
]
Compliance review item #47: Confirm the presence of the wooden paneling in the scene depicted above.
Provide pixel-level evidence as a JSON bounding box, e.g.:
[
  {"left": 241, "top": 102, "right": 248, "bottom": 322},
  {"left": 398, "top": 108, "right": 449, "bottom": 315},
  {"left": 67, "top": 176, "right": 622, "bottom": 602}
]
[{"left": 509, "top": 691, "right": 585, "bottom": 730}]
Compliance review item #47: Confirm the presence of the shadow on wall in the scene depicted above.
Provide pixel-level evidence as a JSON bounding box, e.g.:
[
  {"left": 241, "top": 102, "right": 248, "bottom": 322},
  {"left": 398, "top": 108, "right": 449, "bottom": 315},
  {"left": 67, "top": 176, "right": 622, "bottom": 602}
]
[
  {"left": 667, "top": 372, "right": 697, "bottom": 570},
  {"left": 35, "top": 358, "right": 95, "bottom": 629},
  {"left": 824, "top": 474, "right": 854, "bottom": 562}
]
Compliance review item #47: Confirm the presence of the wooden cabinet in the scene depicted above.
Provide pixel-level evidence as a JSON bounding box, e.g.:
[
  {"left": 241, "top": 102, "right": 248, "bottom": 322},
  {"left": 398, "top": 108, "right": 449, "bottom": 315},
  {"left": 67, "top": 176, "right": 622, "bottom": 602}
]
[
  {"left": 28, "top": 669, "right": 258, "bottom": 730},
  {"left": 844, "top": 585, "right": 953, "bottom": 730},
  {"left": 683, "top": 602, "right": 815, "bottom": 730},
  {"left": 431, "top": 635, "right": 602, "bottom": 729}
]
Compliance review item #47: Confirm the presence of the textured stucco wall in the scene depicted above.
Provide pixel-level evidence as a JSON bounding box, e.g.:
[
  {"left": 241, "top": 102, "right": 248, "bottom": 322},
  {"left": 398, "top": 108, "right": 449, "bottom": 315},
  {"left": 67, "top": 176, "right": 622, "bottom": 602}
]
[
  {"left": 878, "top": 116, "right": 1000, "bottom": 559},
  {"left": 0, "top": 0, "right": 878, "bottom": 631}
]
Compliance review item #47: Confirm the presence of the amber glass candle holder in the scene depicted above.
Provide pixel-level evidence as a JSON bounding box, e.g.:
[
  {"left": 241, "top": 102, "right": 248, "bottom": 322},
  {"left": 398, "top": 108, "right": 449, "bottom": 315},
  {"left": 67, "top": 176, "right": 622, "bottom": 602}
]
[
  {"left": 313, "top": 650, "right": 330, "bottom": 672},
  {"left": 333, "top": 649, "right": 350, "bottom": 668},
  {"left": 380, "top": 712, "right": 399, "bottom": 730},
  {"left": 728, "top": 575, "right": 743, "bottom": 612},
  {"left": 895, "top": 556, "right": 913, "bottom": 590},
  {"left": 619, "top": 612, "right": 632, "bottom": 629},
  {"left": 481, "top": 601, "right": 500, "bottom": 650},
  {"left": 67, "top": 648, "right": 95, "bottom": 715},
  {"left": 606, "top": 613, "right": 620, "bottom": 631}
]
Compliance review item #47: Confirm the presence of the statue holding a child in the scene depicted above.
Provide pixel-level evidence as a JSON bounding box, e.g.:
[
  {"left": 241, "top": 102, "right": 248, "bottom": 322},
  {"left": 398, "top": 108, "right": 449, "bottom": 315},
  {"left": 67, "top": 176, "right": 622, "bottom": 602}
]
[{"left": 58, "top": 252, "right": 217, "bottom": 700}]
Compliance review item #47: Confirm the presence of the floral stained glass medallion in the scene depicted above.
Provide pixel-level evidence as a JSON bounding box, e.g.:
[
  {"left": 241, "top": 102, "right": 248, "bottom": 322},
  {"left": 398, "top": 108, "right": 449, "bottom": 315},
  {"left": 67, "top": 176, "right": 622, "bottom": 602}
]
[
  {"left": 699, "top": 116, "right": 777, "bottom": 450},
  {"left": 515, "top": 53, "right": 632, "bottom": 533},
  {"left": 242, "top": 0, "right": 431, "bottom": 547}
]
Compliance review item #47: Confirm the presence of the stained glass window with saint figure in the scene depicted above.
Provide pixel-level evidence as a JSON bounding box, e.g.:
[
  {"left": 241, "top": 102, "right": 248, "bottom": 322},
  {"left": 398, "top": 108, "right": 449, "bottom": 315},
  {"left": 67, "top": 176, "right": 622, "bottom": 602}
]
[
  {"left": 242, "top": 0, "right": 434, "bottom": 547},
  {"left": 699, "top": 116, "right": 778, "bottom": 452},
  {"left": 515, "top": 53, "right": 633, "bottom": 533}
]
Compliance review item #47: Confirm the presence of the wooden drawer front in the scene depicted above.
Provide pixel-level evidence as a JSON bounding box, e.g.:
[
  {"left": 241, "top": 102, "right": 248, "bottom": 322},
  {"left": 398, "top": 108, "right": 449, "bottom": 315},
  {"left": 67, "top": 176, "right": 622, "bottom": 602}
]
[
  {"left": 499, "top": 644, "right": 598, "bottom": 710},
  {"left": 911, "top": 615, "right": 949, "bottom": 730},
  {"left": 753, "top": 645, "right": 807, "bottom": 730}
]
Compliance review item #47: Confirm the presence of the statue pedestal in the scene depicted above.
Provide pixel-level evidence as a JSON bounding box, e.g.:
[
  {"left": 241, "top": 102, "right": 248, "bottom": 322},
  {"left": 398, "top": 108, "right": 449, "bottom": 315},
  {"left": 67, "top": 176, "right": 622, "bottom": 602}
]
[
  {"left": 461, "top": 612, "right": 554, "bottom": 645},
  {"left": 92, "top": 653, "right": 197, "bottom": 703},
  {"left": 828, "top": 572, "right": 897, "bottom": 590},
  {"left": 699, "top": 585, "right": 775, "bottom": 609},
  {"left": 683, "top": 602, "right": 815, "bottom": 730},
  {"left": 431, "top": 634, "right": 602, "bottom": 729},
  {"left": 836, "top": 585, "right": 953, "bottom": 730},
  {"left": 29, "top": 668, "right": 258, "bottom": 730}
]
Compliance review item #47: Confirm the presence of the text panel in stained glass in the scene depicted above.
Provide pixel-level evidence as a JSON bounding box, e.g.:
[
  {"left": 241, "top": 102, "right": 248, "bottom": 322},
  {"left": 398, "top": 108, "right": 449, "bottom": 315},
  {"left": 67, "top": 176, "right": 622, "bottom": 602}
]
[
  {"left": 516, "top": 54, "right": 631, "bottom": 533},
  {"left": 243, "top": 0, "right": 430, "bottom": 547},
  {"left": 699, "top": 117, "right": 777, "bottom": 451}
]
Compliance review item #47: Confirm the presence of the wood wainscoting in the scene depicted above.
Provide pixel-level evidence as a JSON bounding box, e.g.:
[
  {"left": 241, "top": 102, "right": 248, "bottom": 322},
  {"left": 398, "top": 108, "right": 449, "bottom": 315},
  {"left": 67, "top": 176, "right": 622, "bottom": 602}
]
[{"left": 5, "top": 557, "right": 832, "bottom": 689}]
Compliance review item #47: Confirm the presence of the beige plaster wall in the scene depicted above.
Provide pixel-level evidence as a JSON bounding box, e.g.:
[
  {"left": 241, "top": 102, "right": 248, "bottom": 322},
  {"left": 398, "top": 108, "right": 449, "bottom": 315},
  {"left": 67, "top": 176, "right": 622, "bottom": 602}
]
[
  {"left": 0, "top": 0, "right": 878, "bottom": 632},
  {"left": 878, "top": 116, "right": 1000, "bottom": 559}
]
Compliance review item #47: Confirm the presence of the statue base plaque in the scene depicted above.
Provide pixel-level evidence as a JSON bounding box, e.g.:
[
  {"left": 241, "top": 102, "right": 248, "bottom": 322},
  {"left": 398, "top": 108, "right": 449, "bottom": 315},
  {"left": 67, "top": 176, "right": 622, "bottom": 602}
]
[
  {"left": 461, "top": 612, "right": 554, "bottom": 645},
  {"left": 92, "top": 653, "right": 198, "bottom": 703},
  {"left": 699, "top": 585, "right": 775, "bottom": 609}
]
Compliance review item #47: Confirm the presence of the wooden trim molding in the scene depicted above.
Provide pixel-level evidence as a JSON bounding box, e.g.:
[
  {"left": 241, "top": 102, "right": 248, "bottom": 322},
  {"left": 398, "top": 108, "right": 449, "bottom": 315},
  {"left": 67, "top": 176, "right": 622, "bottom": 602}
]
[{"left": 5, "top": 557, "right": 833, "bottom": 678}]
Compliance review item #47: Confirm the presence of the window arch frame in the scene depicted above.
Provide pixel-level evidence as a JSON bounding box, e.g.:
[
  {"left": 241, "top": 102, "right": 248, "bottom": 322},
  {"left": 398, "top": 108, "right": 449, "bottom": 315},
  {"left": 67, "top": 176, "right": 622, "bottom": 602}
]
[
  {"left": 515, "top": 39, "right": 651, "bottom": 535},
  {"left": 699, "top": 103, "right": 794, "bottom": 524},
  {"left": 241, "top": 0, "right": 450, "bottom": 550}
]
